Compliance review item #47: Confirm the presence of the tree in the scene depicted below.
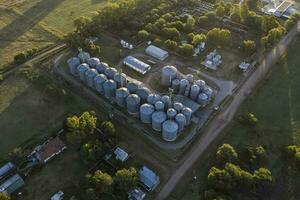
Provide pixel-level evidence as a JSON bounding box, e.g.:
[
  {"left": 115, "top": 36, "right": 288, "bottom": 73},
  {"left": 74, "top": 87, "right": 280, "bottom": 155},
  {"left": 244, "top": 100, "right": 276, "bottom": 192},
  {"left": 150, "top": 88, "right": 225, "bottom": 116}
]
[
  {"left": 178, "top": 44, "right": 194, "bottom": 57},
  {"left": 138, "top": 30, "right": 150, "bottom": 41},
  {"left": 225, "top": 163, "right": 253, "bottom": 189},
  {"left": 192, "top": 34, "right": 206, "bottom": 46},
  {"left": 208, "top": 166, "right": 232, "bottom": 191},
  {"left": 216, "top": 144, "right": 238, "bottom": 163},
  {"left": 239, "top": 112, "right": 258, "bottom": 126},
  {"left": 0, "top": 193, "right": 10, "bottom": 200},
  {"left": 80, "top": 140, "right": 103, "bottom": 163},
  {"left": 88, "top": 170, "right": 114, "bottom": 194},
  {"left": 245, "top": 0, "right": 262, "bottom": 11},
  {"left": 242, "top": 40, "right": 256, "bottom": 54},
  {"left": 286, "top": 145, "right": 300, "bottom": 168},
  {"left": 261, "top": 16, "right": 280, "bottom": 33},
  {"left": 184, "top": 15, "right": 196, "bottom": 32},
  {"left": 207, "top": 28, "right": 231, "bottom": 47},
  {"left": 164, "top": 39, "right": 178, "bottom": 50},
  {"left": 261, "top": 26, "right": 286, "bottom": 49},
  {"left": 215, "top": 5, "right": 226, "bottom": 17},
  {"left": 284, "top": 13, "right": 300, "bottom": 30},
  {"left": 247, "top": 145, "right": 265, "bottom": 164},
  {"left": 162, "top": 27, "right": 181, "bottom": 40},
  {"left": 85, "top": 43, "right": 101, "bottom": 56},
  {"left": 114, "top": 167, "right": 138, "bottom": 191},
  {"left": 74, "top": 16, "right": 91, "bottom": 32},
  {"left": 230, "top": 6, "right": 241, "bottom": 23},
  {"left": 253, "top": 168, "right": 272, "bottom": 193},
  {"left": 101, "top": 121, "right": 116, "bottom": 138},
  {"left": 198, "top": 16, "right": 209, "bottom": 26}
]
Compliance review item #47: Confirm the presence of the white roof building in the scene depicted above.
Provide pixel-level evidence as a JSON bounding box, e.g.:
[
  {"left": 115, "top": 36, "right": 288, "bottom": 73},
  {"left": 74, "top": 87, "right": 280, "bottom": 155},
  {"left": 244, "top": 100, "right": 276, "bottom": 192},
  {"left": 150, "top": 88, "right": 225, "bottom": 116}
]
[
  {"left": 114, "top": 147, "right": 129, "bottom": 163},
  {"left": 51, "top": 191, "right": 64, "bottom": 200},
  {"left": 145, "top": 45, "right": 169, "bottom": 61},
  {"left": 123, "top": 56, "right": 151, "bottom": 75}
]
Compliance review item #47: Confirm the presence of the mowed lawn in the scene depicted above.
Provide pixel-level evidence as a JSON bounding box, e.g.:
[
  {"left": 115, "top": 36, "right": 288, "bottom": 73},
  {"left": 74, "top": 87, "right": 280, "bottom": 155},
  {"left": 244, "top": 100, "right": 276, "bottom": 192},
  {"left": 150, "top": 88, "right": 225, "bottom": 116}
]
[{"left": 173, "top": 38, "right": 300, "bottom": 200}]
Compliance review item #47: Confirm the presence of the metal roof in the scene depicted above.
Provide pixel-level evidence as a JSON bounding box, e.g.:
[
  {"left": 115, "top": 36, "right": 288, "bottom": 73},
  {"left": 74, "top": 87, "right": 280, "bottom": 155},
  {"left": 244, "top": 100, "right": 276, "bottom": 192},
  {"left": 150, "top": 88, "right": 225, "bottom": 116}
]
[
  {"left": 123, "top": 56, "right": 151, "bottom": 75},
  {"left": 0, "top": 174, "right": 24, "bottom": 195},
  {"left": 139, "top": 166, "right": 159, "bottom": 191},
  {"left": 114, "top": 147, "right": 129, "bottom": 162}
]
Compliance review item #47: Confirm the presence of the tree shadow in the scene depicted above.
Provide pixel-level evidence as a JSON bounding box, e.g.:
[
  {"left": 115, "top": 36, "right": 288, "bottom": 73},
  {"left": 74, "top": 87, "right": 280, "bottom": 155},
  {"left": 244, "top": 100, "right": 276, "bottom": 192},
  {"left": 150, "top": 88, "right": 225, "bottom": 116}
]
[{"left": 0, "top": 0, "right": 65, "bottom": 49}]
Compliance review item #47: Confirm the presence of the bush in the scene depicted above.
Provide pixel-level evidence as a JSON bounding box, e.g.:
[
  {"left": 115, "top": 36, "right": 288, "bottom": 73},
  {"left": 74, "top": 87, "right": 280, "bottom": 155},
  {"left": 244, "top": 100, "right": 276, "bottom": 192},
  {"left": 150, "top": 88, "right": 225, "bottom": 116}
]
[
  {"left": 138, "top": 30, "right": 150, "bottom": 41},
  {"left": 239, "top": 112, "right": 258, "bottom": 126},
  {"left": 178, "top": 44, "right": 194, "bottom": 56},
  {"left": 164, "top": 39, "right": 178, "bottom": 50},
  {"left": 242, "top": 40, "right": 256, "bottom": 54}
]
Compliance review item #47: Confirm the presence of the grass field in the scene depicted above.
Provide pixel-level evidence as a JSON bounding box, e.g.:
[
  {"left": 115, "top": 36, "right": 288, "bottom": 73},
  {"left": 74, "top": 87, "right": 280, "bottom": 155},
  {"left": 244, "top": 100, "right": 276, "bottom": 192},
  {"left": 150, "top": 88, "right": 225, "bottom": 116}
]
[{"left": 171, "top": 37, "right": 300, "bottom": 200}]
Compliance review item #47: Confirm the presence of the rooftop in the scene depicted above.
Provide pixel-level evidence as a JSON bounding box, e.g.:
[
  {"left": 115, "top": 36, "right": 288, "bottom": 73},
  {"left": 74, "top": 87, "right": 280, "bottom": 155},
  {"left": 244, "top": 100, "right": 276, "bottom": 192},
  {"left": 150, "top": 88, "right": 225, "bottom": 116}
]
[{"left": 36, "top": 137, "right": 67, "bottom": 163}]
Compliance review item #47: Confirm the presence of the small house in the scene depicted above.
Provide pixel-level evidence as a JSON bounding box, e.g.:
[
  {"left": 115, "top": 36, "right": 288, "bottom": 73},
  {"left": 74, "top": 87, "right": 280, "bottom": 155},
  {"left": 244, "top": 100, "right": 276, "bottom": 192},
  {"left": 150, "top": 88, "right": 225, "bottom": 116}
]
[{"left": 139, "top": 166, "right": 160, "bottom": 191}]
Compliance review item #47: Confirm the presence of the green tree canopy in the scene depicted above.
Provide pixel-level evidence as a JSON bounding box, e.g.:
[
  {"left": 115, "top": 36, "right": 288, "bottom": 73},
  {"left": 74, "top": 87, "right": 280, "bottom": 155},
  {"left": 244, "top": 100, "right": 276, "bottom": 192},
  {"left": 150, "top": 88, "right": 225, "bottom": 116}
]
[
  {"left": 0, "top": 193, "right": 11, "bottom": 200},
  {"left": 216, "top": 144, "right": 238, "bottom": 163},
  {"left": 114, "top": 167, "right": 138, "bottom": 191}
]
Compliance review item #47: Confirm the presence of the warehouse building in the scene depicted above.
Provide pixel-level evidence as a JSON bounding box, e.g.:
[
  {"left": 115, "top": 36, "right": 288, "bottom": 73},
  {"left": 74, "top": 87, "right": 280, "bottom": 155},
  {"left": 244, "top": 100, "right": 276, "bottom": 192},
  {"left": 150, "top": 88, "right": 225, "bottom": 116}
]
[
  {"left": 0, "top": 174, "right": 24, "bottom": 195},
  {"left": 123, "top": 56, "right": 151, "bottom": 75},
  {"left": 145, "top": 45, "right": 169, "bottom": 61},
  {"left": 0, "top": 163, "right": 15, "bottom": 181},
  {"left": 273, "top": 0, "right": 293, "bottom": 18},
  {"left": 139, "top": 166, "right": 159, "bottom": 191}
]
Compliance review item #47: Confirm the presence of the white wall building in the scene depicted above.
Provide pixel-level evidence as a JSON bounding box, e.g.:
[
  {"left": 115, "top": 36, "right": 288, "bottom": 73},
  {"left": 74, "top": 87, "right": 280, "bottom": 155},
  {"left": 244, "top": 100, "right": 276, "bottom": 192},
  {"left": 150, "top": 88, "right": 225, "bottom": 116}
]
[{"left": 145, "top": 45, "right": 169, "bottom": 61}]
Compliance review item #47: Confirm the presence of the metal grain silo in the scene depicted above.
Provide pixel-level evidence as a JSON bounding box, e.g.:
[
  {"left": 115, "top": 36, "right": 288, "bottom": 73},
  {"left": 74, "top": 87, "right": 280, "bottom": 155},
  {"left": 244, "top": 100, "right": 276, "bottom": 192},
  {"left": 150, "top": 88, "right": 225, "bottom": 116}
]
[
  {"left": 162, "top": 120, "right": 178, "bottom": 142},
  {"left": 173, "top": 102, "right": 184, "bottom": 113},
  {"left": 155, "top": 101, "right": 165, "bottom": 111},
  {"left": 94, "top": 74, "right": 107, "bottom": 94},
  {"left": 184, "top": 83, "right": 191, "bottom": 97},
  {"left": 203, "top": 86, "right": 214, "bottom": 99},
  {"left": 77, "top": 63, "right": 90, "bottom": 82},
  {"left": 136, "top": 87, "right": 151, "bottom": 103},
  {"left": 67, "top": 57, "right": 80, "bottom": 75},
  {"left": 140, "top": 103, "right": 155, "bottom": 124},
  {"left": 161, "top": 95, "right": 172, "bottom": 109},
  {"left": 186, "top": 74, "right": 194, "bottom": 83},
  {"left": 161, "top": 65, "right": 177, "bottom": 86},
  {"left": 114, "top": 73, "right": 127, "bottom": 88},
  {"left": 197, "top": 93, "right": 209, "bottom": 107},
  {"left": 147, "top": 94, "right": 161, "bottom": 105},
  {"left": 78, "top": 51, "right": 90, "bottom": 63},
  {"left": 175, "top": 113, "right": 186, "bottom": 132},
  {"left": 116, "top": 87, "right": 130, "bottom": 107},
  {"left": 179, "top": 79, "right": 189, "bottom": 95},
  {"left": 103, "top": 80, "right": 117, "bottom": 99},
  {"left": 151, "top": 111, "right": 167, "bottom": 132},
  {"left": 127, "top": 82, "right": 140, "bottom": 94},
  {"left": 126, "top": 94, "right": 141, "bottom": 114},
  {"left": 190, "top": 84, "right": 201, "bottom": 101},
  {"left": 85, "top": 68, "right": 98, "bottom": 87},
  {"left": 182, "top": 107, "right": 193, "bottom": 125},
  {"left": 95, "top": 62, "right": 109, "bottom": 74},
  {"left": 87, "top": 57, "right": 100, "bottom": 68},
  {"left": 195, "top": 79, "right": 206, "bottom": 90},
  {"left": 167, "top": 108, "right": 177, "bottom": 120},
  {"left": 171, "top": 79, "right": 180, "bottom": 93},
  {"left": 105, "top": 67, "right": 118, "bottom": 79}
]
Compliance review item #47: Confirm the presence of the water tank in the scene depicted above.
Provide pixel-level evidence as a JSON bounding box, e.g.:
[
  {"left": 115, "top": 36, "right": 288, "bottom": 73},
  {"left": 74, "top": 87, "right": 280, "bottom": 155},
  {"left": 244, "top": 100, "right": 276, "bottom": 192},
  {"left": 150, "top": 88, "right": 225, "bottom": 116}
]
[
  {"left": 94, "top": 74, "right": 107, "bottom": 94},
  {"left": 197, "top": 93, "right": 209, "bottom": 107},
  {"left": 182, "top": 107, "right": 193, "bottom": 125},
  {"left": 171, "top": 79, "right": 180, "bottom": 93},
  {"left": 85, "top": 68, "right": 98, "bottom": 87},
  {"left": 127, "top": 82, "right": 140, "bottom": 93},
  {"left": 114, "top": 73, "right": 127, "bottom": 88},
  {"left": 103, "top": 80, "right": 117, "bottom": 99},
  {"left": 77, "top": 63, "right": 90, "bottom": 82},
  {"left": 179, "top": 79, "right": 189, "bottom": 95},
  {"left": 95, "top": 62, "right": 109, "bottom": 74},
  {"left": 175, "top": 113, "right": 187, "bottom": 132},
  {"left": 136, "top": 87, "right": 151, "bottom": 103},
  {"left": 186, "top": 74, "right": 194, "bottom": 83},
  {"left": 105, "top": 67, "right": 118, "bottom": 79},
  {"left": 195, "top": 79, "right": 206, "bottom": 91},
  {"left": 116, "top": 87, "right": 130, "bottom": 107},
  {"left": 67, "top": 57, "right": 80, "bottom": 75},
  {"left": 184, "top": 83, "right": 191, "bottom": 97},
  {"left": 140, "top": 103, "right": 155, "bottom": 124},
  {"left": 87, "top": 57, "right": 100, "bottom": 68},
  {"left": 161, "top": 65, "right": 177, "bottom": 86},
  {"left": 147, "top": 94, "right": 161, "bottom": 105},
  {"left": 161, "top": 95, "right": 172, "bottom": 109},
  {"left": 173, "top": 102, "right": 184, "bottom": 112},
  {"left": 126, "top": 94, "right": 141, "bottom": 114},
  {"left": 190, "top": 84, "right": 200, "bottom": 101},
  {"left": 203, "top": 86, "right": 214, "bottom": 99},
  {"left": 78, "top": 51, "right": 90, "bottom": 63},
  {"left": 162, "top": 120, "right": 178, "bottom": 142},
  {"left": 167, "top": 108, "right": 177, "bottom": 120},
  {"left": 155, "top": 101, "right": 165, "bottom": 111},
  {"left": 151, "top": 111, "right": 167, "bottom": 131}
]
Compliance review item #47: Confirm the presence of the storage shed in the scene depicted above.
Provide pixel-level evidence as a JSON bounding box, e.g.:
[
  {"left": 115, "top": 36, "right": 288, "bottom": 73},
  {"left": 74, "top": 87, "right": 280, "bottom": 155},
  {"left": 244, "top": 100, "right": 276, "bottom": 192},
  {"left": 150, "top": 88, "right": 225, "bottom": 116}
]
[{"left": 145, "top": 45, "right": 169, "bottom": 61}]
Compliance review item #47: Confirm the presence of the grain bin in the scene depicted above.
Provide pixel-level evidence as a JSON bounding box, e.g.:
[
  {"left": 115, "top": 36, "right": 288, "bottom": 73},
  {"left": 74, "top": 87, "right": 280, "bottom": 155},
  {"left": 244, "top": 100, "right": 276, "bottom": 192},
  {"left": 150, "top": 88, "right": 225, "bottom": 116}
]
[
  {"left": 116, "top": 87, "right": 130, "bottom": 107},
  {"left": 147, "top": 94, "right": 161, "bottom": 105},
  {"left": 173, "top": 102, "right": 184, "bottom": 112},
  {"left": 190, "top": 84, "right": 201, "bottom": 101},
  {"left": 151, "top": 111, "right": 167, "bottom": 131},
  {"left": 95, "top": 62, "right": 109, "bottom": 74},
  {"left": 103, "top": 80, "right": 117, "bottom": 99},
  {"left": 162, "top": 120, "right": 178, "bottom": 142},
  {"left": 175, "top": 113, "right": 187, "bottom": 132},
  {"left": 182, "top": 107, "right": 193, "bottom": 125},
  {"left": 136, "top": 87, "right": 151, "bottom": 103},
  {"left": 195, "top": 79, "right": 206, "bottom": 90},
  {"left": 78, "top": 51, "right": 90, "bottom": 63},
  {"left": 85, "top": 68, "right": 98, "bottom": 87},
  {"left": 161, "top": 95, "right": 172, "bottom": 109},
  {"left": 104, "top": 67, "right": 118, "bottom": 79},
  {"left": 67, "top": 57, "right": 80, "bottom": 75},
  {"left": 203, "top": 86, "right": 214, "bottom": 99},
  {"left": 140, "top": 103, "right": 155, "bottom": 124},
  {"left": 126, "top": 94, "right": 141, "bottom": 114},
  {"left": 184, "top": 83, "right": 191, "bottom": 97},
  {"left": 114, "top": 73, "right": 127, "bottom": 88},
  {"left": 167, "top": 108, "right": 177, "bottom": 120},
  {"left": 155, "top": 101, "right": 165, "bottom": 111},
  {"left": 87, "top": 57, "right": 100, "bottom": 68},
  {"left": 179, "top": 79, "right": 189, "bottom": 95},
  {"left": 127, "top": 82, "right": 140, "bottom": 94},
  {"left": 161, "top": 65, "right": 177, "bottom": 86},
  {"left": 171, "top": 79, "right": 180, "bottom": 93},
  {"left": 186, "top": 74, "right": 194, "bottom": 83},
  {"left": 197, "top": 93, "right": 209, "bottom": 107},
  {"left": 77, "top": 63, "right": 90, "bottom": 82},
  {"left": 94, "top": 74, "right": 107, "bottom": 94}
]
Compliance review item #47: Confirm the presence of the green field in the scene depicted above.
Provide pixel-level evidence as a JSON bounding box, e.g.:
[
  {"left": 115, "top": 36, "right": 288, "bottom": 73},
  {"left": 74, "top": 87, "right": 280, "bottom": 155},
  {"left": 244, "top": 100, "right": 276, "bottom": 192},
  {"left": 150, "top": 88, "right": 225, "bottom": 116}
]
[{"left": 172, "top": 37, "right": 300, "bottom": 200}]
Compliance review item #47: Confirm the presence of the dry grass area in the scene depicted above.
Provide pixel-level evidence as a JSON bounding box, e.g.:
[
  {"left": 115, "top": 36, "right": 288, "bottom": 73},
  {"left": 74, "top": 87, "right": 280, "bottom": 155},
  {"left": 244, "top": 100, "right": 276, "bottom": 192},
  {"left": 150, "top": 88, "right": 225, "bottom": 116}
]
[{"left": 0, "top": 0, "right": 26, "bottom": 8}]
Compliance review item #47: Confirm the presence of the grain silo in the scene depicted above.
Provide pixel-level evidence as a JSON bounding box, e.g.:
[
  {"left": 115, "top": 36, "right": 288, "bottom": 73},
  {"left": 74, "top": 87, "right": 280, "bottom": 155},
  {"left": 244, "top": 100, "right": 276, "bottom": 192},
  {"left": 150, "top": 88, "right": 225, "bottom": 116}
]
[
  {"left": 195, "top": 79, "right": 206, "bottom": 90},
  {"left": 94, "top": 74, "right": 107, "bottom": 94},
  {"left": 161, "top": 95, "right": 172, "bottom": 109},
  {"left": 162, "top": 120, "right": 179, "bottom": 142},
  {"left": 77, "top": 63, "right": 90, "bottom": 82},
  {"left": 147, "top": 94, "right": 161, "bottom": 105},
  {"left": 127, "top": 82, "right": 140, "bottom": 94},
  {"left": 151, "top": 111, "right": 167, "bottom": 131},
  {"left": 190, "top": 84, "right": 201, "bottom": 101},
  {"left": 173, "top": 102, "right": 184, "bottom": 113},
  {"left": 78, "top": 51, "right": 90, "bottom": 63},
  {"left": 104, "top": 67, "right": 118, "bottom": 79},
  {"left": 186, "top": 74, "right": 194, "bottom": 83},
  {"left": 87, "top": 57, "right": 100, "bottom": 68},
  {"left": 182, "top": 107, "right": 193, "bottom": 125},
  {"left": 103, "top": 80, "right": 117, "bottom": 99},
  {"left": 114, "top": 73, "right": 127, "bottom": 88},
  {"left": 161, "top": 65, "right": 177, "bottom": 87},
  {"left": 85, "top": 68, "right": 98, "bottom": 87},
  {"left": 171, "top": 79, "right": 180, "bottom": 93},
  {"left": 179, "top": 79, "right": 189, "bottom": 95},
  {"left": 175, "top": 113, "right": 187, "bottom": 132},
  {"left": 67, "top": 57, "right": 80, "bottom": 75},
  {"left": 197, "top": 93, "right": 209, "bottom": 107},
  {"left": 115, "top": 87, "right": 130, "bottom": 107},
  {"left": 136, "top": 87, "right": 151, "bottom": 103},
  {"left": 184, "top": 83, "right": 191, "bottom": 97},
  {"left": 167, "top": 108, "right": 177, "bottom": 120},
  {"left": 203, "top": 86, "right": 214, "bottom": 99},
  {"left": 126, "top": 94, "right": 141, "bottom": 114},
  {"left": 95, "top": 62, "right": 109, "bottom": 74},
  {"left": 140, "top": 103, "right": 155, "bottom": 124},
  {"left": 155, "top": 101, "right": 165, "bottom": 111}
]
